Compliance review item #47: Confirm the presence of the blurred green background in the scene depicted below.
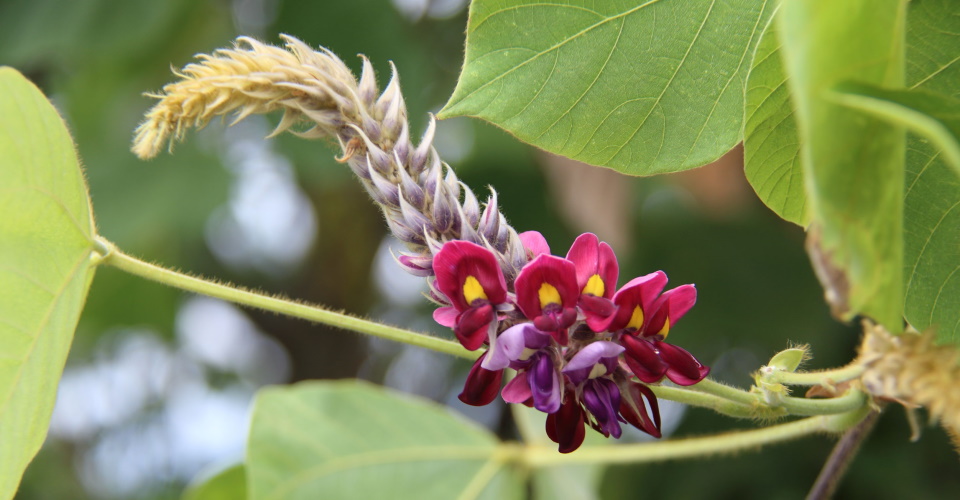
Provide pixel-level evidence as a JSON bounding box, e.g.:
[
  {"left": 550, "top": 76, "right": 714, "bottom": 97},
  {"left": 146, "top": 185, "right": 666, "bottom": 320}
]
[{"left": 2, "top": 0, "right": 956, "bottom": 498}]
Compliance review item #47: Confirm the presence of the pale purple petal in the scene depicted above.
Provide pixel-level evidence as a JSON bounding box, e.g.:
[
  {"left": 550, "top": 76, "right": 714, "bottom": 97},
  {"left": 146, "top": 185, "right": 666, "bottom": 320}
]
[{"left": 482, "top": 323, "right": 530, "bottom": 370}]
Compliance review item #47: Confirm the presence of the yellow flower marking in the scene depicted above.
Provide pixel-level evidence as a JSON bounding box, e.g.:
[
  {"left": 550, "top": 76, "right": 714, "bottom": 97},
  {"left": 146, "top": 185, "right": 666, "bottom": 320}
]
[
  {"left": 463, "top": 275, "right": 487, "bottom": 304},
  {"left": 538, "top": 282, "right": 562, "bottom": 309},
  {"left": 657, "top": 317, "right": 671, "bottom": 339},
  {"left": 583, "top": 274, "right": 605, "bottom": 296},
  {"left": 627, "top": 305, "right": 645, "bottom": 330}
]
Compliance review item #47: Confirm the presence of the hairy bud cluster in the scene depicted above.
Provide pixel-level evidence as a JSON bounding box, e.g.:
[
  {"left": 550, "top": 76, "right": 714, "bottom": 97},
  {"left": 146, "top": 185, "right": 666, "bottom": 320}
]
[
  {"left": 859, "top": 321, "right": 960, "bottom": 439},
  {"left": 132, "top": 35, "right": 528, "bottom": 281}
]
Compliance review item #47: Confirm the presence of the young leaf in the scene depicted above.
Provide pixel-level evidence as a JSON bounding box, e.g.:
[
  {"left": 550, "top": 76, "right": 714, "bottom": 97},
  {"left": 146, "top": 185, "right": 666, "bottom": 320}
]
[
  {"left": 439, "top": 0, "right": 773, "bottom": 175},
  {"left": 246, "top": 380, "right": 524, "bottom": 500},
  {"left": 831, "top": 84, "right": 960, "bottom": 174},
  {"left": 0, "top": 67, "right": 97, "bottom": 499},
  {"left": 778, "top": 0, "right": 907, "bottom": 331}
]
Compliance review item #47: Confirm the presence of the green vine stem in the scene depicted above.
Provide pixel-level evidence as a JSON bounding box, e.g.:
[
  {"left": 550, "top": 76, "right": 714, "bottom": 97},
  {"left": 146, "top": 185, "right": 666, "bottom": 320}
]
[
  {"left": 519, "top": 406, "right": 872, "bottom": 467},
  {"left": 650, "top": 385, "right": 756, "bottom": 419},
  {"left": 94, "top": 235, "right": 871, "bottom": 425},
  {"left": 93, "top": 236, "right": 479, "bottom": 361},
  {"left": 761, "top": 363, "right": 866, "bottom": 386}
]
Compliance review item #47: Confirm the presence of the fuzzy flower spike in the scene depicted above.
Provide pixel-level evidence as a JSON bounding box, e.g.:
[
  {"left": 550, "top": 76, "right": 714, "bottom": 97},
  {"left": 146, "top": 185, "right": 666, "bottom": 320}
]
[{"left": 135, "top": 37, "right": 710, "bottom": 453}]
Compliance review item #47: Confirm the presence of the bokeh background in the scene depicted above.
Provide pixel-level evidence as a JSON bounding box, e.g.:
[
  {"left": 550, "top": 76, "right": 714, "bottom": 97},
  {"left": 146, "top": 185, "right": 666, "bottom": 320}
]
[{"left": 2, "top": 0, "right": 957, "bottom": 498}]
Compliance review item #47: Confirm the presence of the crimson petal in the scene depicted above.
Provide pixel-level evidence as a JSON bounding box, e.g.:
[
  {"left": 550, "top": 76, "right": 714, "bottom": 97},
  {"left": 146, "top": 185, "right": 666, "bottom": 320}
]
[
  {"left": 458, "top": 353, "right": 503, "bottom": 406},
  {"left": 608, "top": 271, "right": 668, "bottom": 332},
  {"left": 566, "top": 233, "right": 619, "bottom": 299},
  {"left": 454, "top": 304, "right": 495, "bottom": 351},
  {"left": 644, "top": 284, "right": 697, "bottom": 337},
  {"left": 621, "top": 334, "right": 669, "bottom": 383},
  {"left": 519, "top": 230, "right": 550, "bottom": 257},
  {"left": 619, "top": 382, "right": 662, "bottom": 438},
  {"left": 656, "top": 341, "right": 710, "bottom": 386},
  {"left": 546, "top": 390, "right": 586, "bottom": 454}
]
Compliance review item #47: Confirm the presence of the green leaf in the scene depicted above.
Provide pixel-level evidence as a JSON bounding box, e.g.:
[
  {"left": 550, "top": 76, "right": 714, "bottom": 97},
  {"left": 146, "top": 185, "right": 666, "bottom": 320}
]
[
  {"left": 246, "top": 380, "right": 524, "bottom": 500},
  {"left": 902, "top": 0, "right": 960, "bottom": 343},
  {"left": 511, "top": 405, "right": 604, "bottom": 500},
  {"left": 743, "top": 15, "right": 808, "bottom": 226},
  {"left": 439, "top": 0, "right": 773, "bottom": 175},
  {"left": 831, "top": 84, "right": 960, "bottom": 174},
  {"left": 183, "top": 464, "right": 247, "bottom": 500},
  {"left": 743, "top": 0, "right": 960, "bottom": 341},
  {"left": 778, "top": 0, "right": 907, "bottom": 331},
  {"left": 0, "top": 67, "right": 96, "bottom": 499}
]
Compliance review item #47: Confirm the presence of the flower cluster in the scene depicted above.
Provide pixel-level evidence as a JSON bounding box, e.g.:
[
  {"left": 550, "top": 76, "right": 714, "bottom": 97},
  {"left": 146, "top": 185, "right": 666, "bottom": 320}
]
[{"left": 432, "top": 232, "right": 710, "bottom": 452}]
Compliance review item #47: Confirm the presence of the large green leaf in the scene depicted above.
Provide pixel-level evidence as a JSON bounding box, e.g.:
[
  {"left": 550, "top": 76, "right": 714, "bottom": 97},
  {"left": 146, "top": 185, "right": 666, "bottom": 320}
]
[
  {"left": 0, "top": 68, "right": 96, "bottom": 499},
  {"left": 246, "top": 381, "right": 524, "bottom": 500},
  {"left": 439, "top": 0, "right": 773, "bottom": 175},
  {"left": 885, "top": 0, "right": 960, "bottom": 342},
  {"left": 743, "top": 16, "right": 807, "bottom": 226},
  {"left": 777, "top": 0, "right": 907, "bottom": 330},
  {"left": 511, "top": 404, "right": 604, "bottom": 500},
  {"left": 743, "top": 0, "right": 960, "bottom": 341},
  {"left": 183, "top": 464, "right": 247, "bottom": 500}
]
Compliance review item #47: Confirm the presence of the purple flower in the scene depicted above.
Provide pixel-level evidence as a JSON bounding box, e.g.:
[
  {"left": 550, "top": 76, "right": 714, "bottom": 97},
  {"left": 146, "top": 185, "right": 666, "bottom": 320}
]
[
  {"left": 484, "top": 323, "right": 561, "bottom": 413},
  {"left": 563, "top": 341, "right": 625, "bottom": 439},
  {"left": 432, "top": 240, "right": 508, "bottom": 351},
  {"left": 514, "top": 254, "right": 579, "bottom": 345},
  {"left": 565, "top": 233, "right": 619, "bottom": 332}
]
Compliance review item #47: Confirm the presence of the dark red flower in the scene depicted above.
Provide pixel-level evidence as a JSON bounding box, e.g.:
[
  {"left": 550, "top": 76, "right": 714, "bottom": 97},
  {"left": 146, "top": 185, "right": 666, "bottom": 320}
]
[{"left": 546, "top": 386, "right": 586, "bottom": 454}]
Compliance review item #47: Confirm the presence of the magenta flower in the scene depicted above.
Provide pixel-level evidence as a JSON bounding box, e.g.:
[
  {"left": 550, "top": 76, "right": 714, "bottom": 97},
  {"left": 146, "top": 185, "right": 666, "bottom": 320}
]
[
  {"left": 514, "top": 254, "right": 579, "bottom": 345},
  {"left": 484, "top": 323, "right": 561, "bottom": 413},
  {"left": 565, "top": 233, "right": 619, "bottom": 332},
  {"left": 432, "top": 240, "right": 509, "bottom": 351},
  {"left": 612, "top": 277, "right": 709, "bottom": 386}
]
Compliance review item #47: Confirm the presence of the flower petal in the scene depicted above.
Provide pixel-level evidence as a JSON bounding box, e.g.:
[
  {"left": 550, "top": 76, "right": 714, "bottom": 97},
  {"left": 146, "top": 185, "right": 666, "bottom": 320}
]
[
  {"left": 519, "top": 230, "right": 551, "bottom": 257},
  {"left": 501, "top": 371, "right": 533, "bottom": 404},
  {"left": 563, "top": 341, "right": 624, "bottom": 385},
  {"left": 432, "top": 306, "right": 458, "bottom": 328},
  {"left": 454, "top": 304, "right": 495, "bottom": 351},
  {"left": 566, "top": 233, "right": 619, "bottom": 299},
  {"left": 579, "top": 295, "right": 617, "bottom": 332},
  {"left": 433, "top": 240, "right": 508, "bottom": 311},
  {"left": 644, "top": 284, "right": 697, "bottom": 338},
  {"left": 458, "top": 353, "right": 503, "bottom": 406},
  {"left": 581, "top": 378, "right": 622, "bottom": 438},
  {"left": 529, "top": 353, "right": 562, "bottom": 413},
  {"left": 608, "top": 271, "right": 668, "bottom": 332},
  {"left": 515, "top": 254, "right": 580, "bottom": 320},
  {"left": 546, "top": 389, "right": 586, "bottom": 454},
  {"left": 657, "top": 341, "right": 710, "bottom": 386},
  {"left": 621, "top": 334, "right": 669, "bottom": 383},
  {"left": 618, "top": 381, "right": 662, "bottom": 438},
  {"left": 482, "top": 323, "right": 531, "bottom": 370}
]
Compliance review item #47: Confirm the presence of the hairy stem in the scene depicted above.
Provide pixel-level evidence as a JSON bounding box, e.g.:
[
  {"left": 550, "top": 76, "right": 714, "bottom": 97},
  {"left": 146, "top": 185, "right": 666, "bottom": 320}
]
[
  {"left": 765, "top": 363, "right": 866, "bottom": 386},
  {"left": 650, "top": 385, "right": 755, "bottom": 419},
  {"left": 94, "top": 236, "right": 477, "bottom": 361},
  {"left": 806, "top": 408, "right": 882, "bottom": 500},
  {"left": 521, "top": 406, "right": 871, "bottom": 467}
]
